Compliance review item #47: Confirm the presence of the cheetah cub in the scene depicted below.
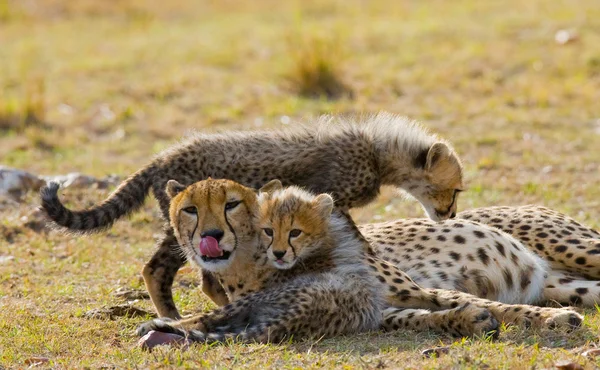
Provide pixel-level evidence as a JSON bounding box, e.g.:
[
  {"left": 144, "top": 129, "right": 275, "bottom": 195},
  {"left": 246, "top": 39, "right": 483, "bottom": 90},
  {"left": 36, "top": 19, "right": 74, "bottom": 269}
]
[{"left": 41, "top": 112, "right": 464, "bottom": 319}]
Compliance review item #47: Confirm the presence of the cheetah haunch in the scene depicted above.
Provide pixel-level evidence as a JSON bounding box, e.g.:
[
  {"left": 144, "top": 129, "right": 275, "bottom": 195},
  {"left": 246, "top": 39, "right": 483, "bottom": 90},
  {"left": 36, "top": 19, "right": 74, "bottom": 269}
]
[{"left": 362, "top": 205, "right": 600, "bottom": 308}]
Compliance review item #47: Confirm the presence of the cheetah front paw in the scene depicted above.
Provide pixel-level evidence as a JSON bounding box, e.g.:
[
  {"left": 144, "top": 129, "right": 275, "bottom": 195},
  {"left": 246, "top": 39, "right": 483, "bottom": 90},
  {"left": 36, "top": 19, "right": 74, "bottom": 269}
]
[
  {"left": 453, "top": 304, "right": 499, "bottom": 338},
  {"left": 544, "top": 309, "right": 584, "bottom": 331},
  {"left": 136, "top": 317, "right": 181, "bottom": 337}
]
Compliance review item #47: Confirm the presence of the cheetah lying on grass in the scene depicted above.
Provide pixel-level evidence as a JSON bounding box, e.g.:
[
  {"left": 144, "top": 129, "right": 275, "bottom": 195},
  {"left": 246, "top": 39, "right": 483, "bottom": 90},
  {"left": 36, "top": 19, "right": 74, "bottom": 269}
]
[
  {"left": 137, "top": 179, "right": 581, "bottom": 348},
  {"left": 361, "top": 205, "right": 600, "bottom": 307}
]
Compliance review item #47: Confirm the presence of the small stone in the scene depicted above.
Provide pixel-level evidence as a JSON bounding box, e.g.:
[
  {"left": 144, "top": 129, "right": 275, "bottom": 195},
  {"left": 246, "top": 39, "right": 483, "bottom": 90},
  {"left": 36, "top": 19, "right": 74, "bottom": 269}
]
[
  {"left": 555, "top": 29, "right": 578, "bottom": 45},
  {"left": 138, "top": 331, "right": 189, "bottom": 351},
  {"left": 554, "top": 361, "right": 584, "bottom": 370},
  {"left": 582, "top": 348, "right": 600, "bottom": 358},
  {"left": 0, "top": 166, "right": 45, "bottom": 198},
  {"left": 113, "top": 287, "right": 150, "bottom": 300},
  {"left": 43, "top": 173, "right": 97, "bottom": 188},
  {"left": 0, "top": 255, "right": 15, "bottom": 264},
  {"left": 24, "top": 357, "right": 50, "bottom": 366},
  {"left": 84, "top": 304, "right": 155, "bottom": 320}
]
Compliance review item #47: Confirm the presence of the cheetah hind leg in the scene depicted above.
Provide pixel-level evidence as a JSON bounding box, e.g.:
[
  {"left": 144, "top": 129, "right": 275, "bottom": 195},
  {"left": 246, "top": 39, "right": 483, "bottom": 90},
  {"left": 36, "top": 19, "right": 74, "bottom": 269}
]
[
  {"left": 371, "top": 256, "right": 583, "bottom": 331},
  {"left": 544, "top": 238, "right": 600, "bottom": 279},
  {"left": 381, "top": 303, "right": 500, "bottom": 338},
  {"left": 543, "top": 270, "right": 600, "bottom": 307}
]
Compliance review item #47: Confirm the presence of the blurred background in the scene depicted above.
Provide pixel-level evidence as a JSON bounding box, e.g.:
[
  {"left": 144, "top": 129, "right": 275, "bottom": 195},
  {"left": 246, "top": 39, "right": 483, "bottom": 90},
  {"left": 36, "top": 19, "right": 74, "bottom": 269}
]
[
  {"left": 2, "top": 1, "right": 600, "bottom": 367},
  {"left": 1, "top": 0, "right": 600, "bottom": 222}
]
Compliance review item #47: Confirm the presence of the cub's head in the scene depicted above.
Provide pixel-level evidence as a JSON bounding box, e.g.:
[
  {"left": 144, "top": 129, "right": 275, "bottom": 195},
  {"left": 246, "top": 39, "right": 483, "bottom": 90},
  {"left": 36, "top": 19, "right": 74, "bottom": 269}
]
[
  {"left": 167, "top": 178, "right": 259, "bottom": 273},
  {"left": 257, "top": 182, "right": 334, "bottom": 270},
  {"left": 410, "top": 142, "right": 464, "bottom": 221}
]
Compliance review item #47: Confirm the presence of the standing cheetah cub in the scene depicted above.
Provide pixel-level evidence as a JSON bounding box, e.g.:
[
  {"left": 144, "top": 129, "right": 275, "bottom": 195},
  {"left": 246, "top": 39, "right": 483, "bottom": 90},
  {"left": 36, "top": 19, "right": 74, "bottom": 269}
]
[{"left": 40, "top": 112, "right": 464, "bottom": 319}]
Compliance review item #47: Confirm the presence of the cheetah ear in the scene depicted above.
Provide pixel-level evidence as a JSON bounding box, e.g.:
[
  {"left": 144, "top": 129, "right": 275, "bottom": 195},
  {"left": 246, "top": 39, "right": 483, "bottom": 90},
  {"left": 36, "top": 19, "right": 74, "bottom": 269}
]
[
  {"left": 166, "top": 180, "right": 186, "bottom": 199},
  {"left": 312, "top": 194, "right": 334, "bottom": 219},
  {"left": 258, "top": 179, "right": 283, "bottom": 194},
  {"left": 425, "top": 142, "right": 452, "bottom": 171}
]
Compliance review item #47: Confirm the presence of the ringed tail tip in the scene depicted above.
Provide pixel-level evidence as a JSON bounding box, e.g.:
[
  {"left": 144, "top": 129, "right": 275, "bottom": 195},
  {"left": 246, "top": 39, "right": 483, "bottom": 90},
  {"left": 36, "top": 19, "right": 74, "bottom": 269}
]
[{"left": 40, "top": 181, "right": 60, "bottom": 202}]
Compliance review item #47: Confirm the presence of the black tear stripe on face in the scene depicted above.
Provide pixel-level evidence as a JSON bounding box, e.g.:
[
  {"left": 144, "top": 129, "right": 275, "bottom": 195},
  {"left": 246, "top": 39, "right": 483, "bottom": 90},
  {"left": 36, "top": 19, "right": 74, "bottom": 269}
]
[
  {"left": 188, "top": 220, "right": 198, "bottom": 250},
  {"left": 287, "top": 235, "right": 298, "bottom": 259},
  {"left": 447, "top": 190, "right": 458, "bottom": 213},
  {"left": 223, "top": 202, "right": 239, "bottom": 252},
  {"left": 435, "top": 190, "right": 460, "bottom": 216},
  {"left": 265, "top": 234, "right": 274, "bottom": 251}
]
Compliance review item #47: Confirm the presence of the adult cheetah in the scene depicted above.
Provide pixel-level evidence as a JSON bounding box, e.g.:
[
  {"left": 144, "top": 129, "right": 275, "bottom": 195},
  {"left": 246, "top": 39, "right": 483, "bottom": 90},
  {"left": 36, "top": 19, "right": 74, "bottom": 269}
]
[{"left": 40, "top": 113, "right": 464, "bottom": 319}]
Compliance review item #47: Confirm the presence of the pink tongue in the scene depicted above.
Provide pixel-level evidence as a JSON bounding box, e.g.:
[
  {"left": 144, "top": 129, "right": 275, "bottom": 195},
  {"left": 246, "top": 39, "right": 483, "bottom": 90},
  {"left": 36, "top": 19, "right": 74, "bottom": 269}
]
[{"left": 199, "top": 236, "right": 223, "bottom": 258}]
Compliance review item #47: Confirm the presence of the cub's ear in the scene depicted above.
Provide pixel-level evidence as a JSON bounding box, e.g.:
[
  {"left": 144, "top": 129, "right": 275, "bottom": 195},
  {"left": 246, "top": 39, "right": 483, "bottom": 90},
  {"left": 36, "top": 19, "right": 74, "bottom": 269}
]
[
  {"left": 425, "top": 142, "right": 452, "bottom": 171},
  {"left": 166, "top": 180, "right": 186, "bottom": 199},
  {"left": 312, "top": 194, "right": 334, "bottom": 220},
  {"left": 258, "top": 179, "right": 283, "bottom": 194}
]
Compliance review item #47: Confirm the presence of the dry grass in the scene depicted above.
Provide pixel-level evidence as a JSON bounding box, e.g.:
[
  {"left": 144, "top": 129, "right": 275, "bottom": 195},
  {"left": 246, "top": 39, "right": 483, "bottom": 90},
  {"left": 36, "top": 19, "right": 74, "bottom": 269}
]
[
  {"left": 0, "top": 78, "right": 46, "bottom": 132},
  {"left": 285, "top": 33, "right": 352, "bottom": 99},
  {"left": 1, "top": 0, "right": 600, "bottom": 368}
]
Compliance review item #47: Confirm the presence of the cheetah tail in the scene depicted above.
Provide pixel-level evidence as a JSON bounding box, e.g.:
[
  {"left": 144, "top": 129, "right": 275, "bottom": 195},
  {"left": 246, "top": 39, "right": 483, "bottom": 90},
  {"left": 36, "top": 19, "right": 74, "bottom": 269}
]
[{"left": 39, "top": 165, "right": 156, "bottom": 233}]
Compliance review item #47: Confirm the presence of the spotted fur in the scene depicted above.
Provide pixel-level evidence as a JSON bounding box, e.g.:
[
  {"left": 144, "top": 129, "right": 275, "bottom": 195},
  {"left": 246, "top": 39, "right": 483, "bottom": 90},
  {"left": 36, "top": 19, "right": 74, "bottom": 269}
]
[
  {"left": 138, "top": 179, "right": 386, "bottom": 343},
  {"left": 138, "top": 180, "right": 582, "bottom": 345},
  {"left": 40, "top": 113, "right": 463, "bottom": 318},
  {"left": 360, "top": 205, "right": 600, "bottom": 307}
]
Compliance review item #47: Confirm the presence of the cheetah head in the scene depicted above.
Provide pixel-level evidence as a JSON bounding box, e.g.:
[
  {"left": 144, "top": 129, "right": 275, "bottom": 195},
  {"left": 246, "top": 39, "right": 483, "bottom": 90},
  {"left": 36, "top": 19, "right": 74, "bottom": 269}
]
[
  {"left": 406, "top": 142, "right": 464, "bottom": 221},
  {"left": 257, "top": 182, "right": 333, "bottom": 270},
  {"left": 166, "top": 178, "right": 260, "bottom": 273}
]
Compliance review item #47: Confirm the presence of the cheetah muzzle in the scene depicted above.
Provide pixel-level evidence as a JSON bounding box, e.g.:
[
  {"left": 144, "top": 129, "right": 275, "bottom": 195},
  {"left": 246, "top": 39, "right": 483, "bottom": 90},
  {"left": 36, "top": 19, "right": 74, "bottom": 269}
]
[{"left": 200, "top": 251, "right": 233, "bottom": 263}]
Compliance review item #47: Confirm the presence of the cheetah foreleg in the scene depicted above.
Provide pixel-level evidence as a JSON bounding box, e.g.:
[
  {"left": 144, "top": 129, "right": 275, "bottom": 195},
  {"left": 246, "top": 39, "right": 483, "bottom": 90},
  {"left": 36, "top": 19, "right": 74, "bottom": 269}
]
[
  {"left": 142, "top": 231, "right": 186, "bottom": 319},
  {"left": 381, "top": 303, "right": 499, "bottom": 338},
  {"left": 420, "top": 289, "right": 583, "bottom": 331}
]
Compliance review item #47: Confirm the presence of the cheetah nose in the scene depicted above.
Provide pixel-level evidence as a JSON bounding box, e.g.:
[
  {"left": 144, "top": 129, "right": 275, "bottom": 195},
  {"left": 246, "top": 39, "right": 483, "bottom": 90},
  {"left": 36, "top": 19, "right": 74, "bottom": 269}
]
[
  {"left": 450, "top": 212, "right": 456, "bottom": 219},
  {"left": 273, "top": 250, "right": 287, "bottom": 259},
  {"left": 201, "top": 229, "right": 224, "bottom": 242}
]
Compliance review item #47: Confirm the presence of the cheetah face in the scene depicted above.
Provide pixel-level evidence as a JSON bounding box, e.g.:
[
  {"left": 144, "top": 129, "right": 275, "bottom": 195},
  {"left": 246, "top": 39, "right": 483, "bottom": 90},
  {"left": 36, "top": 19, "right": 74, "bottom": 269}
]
[
  {"left": 409, "top": 142, "right": 464, "bottom": 221},
  {"left": 257, "top": 186, "right": 333, "bottom": 270},
  {"left": 416, "top": 187, "right": 462, "bottom": 222},
  {"left": 166, "top": 179, "right": 260, "bottom": 273}
]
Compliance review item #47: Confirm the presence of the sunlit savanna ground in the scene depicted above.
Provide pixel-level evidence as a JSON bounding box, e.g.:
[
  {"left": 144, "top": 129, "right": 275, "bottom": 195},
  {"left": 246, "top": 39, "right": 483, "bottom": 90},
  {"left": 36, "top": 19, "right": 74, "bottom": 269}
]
[{"left": 1, "top": 0, "right": 600, "bottom": 368}]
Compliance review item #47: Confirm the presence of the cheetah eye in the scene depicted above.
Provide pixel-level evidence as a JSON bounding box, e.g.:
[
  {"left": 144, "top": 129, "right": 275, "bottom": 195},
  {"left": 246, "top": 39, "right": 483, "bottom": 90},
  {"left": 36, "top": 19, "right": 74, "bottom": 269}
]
[
  {"left": 289, "top": 229, "right": 302, "bottom": 238},
  {"left": 225, "top": 200, "right": 242, "bottom": 211},
  {"left": 183, "top": 206, "right": 197, "bottom": 215},
  {"left": 263, "top": 228, "right": 273, "bottom": 237}
]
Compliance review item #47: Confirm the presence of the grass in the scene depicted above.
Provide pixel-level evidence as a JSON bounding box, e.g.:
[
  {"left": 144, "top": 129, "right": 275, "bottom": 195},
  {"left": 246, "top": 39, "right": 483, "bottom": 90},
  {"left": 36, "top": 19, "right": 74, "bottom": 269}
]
[
  {"left": 1, "top": 0, "right": 600, "bottom": 368},
  {"left": 285, "top": 33, "right": 352, "bottom": 99},
  {"left": 0, "top": 78, "right": 46, "bottom": 132}
]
